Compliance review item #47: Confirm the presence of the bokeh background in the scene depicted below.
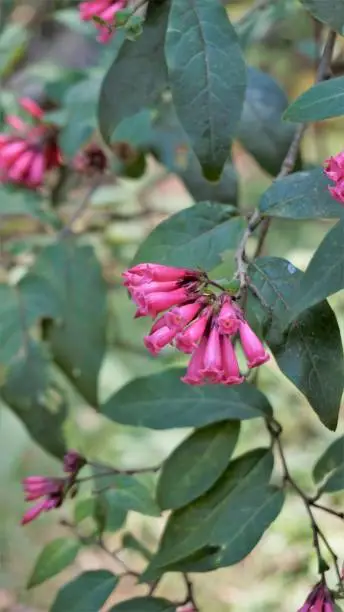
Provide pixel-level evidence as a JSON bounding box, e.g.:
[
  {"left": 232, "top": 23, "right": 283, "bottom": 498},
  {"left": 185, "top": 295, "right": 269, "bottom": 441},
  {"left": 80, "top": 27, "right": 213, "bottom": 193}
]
[{"left": 1, "top": 0, "right": 344, "bottom": 610}]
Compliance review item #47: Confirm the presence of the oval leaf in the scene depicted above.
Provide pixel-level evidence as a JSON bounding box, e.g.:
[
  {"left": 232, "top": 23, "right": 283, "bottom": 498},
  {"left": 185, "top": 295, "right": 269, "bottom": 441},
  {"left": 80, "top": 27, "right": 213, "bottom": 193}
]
[
  {"left": 110, "top": 597, "right": 176, "bottom": 611},
  {"left": 98, "top": 1, "right": 170, "bottom": 144},
  {"left": 51, "top": 570, "right": 118, "bottom": 612},
  {"left": 237, "top": 67, "right": 298, "bottom": 176},
  {"left": 102, "top": 368, "right": 272, "bottom": 429},
  {"left": 300, "top": 0, "right": 344, "bottom": 34},
  {"left": 284, "top": 77, "right": 344, "bottom": 123},
  {"left": 248, "top": 257, "right": 344, "bottom": 431},
  {"left": 259, "top": 168, "right": 343, "bottom": 219},
  {"left": 157, "top": 421, "right": 240, "bottom": 510},
  {"left": 290, "top": 220, "right": 344, "bottom": 319},
  {"left": 133, "top": 202, "right": 244, "bottom": 271},
  {"left": 314, "top": 436, "right": 344, "bottom": 483},
  {"left": 28, "top": 538, "right": 80, "bottom": 589},
  {"left": 165, "top": 0, "right": 246, "bottom": 178},
  {"left": 143, "top": 449, "right": 283, "bottom": 574}
]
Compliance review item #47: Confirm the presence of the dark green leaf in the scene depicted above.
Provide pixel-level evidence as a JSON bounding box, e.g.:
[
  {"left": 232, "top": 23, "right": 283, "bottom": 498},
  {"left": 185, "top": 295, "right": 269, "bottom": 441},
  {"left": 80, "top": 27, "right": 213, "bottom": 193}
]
[
  {"left": 102, "top": 368, "right": 272, "bottom": 429},
  {"left": 237, "top": 67, "right": 298, "bottom": 176},
  {"left": 248, "top": 257, "right": 344, "bottom": 430},
  {"left": 109, "top": 597, "right": 176, "bottom": 612},
  {"left": 1, "top": 342, "right": 67, "bottom": 458},
  {"left": 143, "top": 450, "right": 283, "bottom": 574},
  {"left": 74, "top": 498, "right": 95, "bottom": 523},
  {"left": 157, "top": 421, "right": 240, "bottom": 510},
  {"left": 300, "top": 0, "right": 344, "bottom": 34},
  {"left": 51, "top": 570, "right": 118, "bottom": 612},
  {"left": 26, "top": 240, "right": 107, "bottom": 406},
  {"left": 259, "top": 168, "right": 343, "bottom": 219},
  {"left": 284, "top": 77, "right": 344, "bottom": 123},
  {"left": 28, "top": 538, "right": 80, "bottom": 588},
  {"left": 165, "top": 0, "right": 246, "bottom": 179},
  {"left": 133, "top": 202, "right": 244, "bottom": 271},
  {"left": 314, "top": 436, "right": 344, "bottom": 483},
  {"left": 121, "top": 533, "right": 153, "bottom": 561},
  {"left": 317, "top": 467, "right": 344, "bottom": 493},
  {"left": 98, "top": 1, "right": 170, "bottom": 144},
  {"left": 96, "top": 475, "right": 160, "bottom": 517},
  {"left": 289, "top": 221, "right": 344, "bottom": 319},
  {"left": 0, "top": 187, "right": 58, "bottom": 226}
]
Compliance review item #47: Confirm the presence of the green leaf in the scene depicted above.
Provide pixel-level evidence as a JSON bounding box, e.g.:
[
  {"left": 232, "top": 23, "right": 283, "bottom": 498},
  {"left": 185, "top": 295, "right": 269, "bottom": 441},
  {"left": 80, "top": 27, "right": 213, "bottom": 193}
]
[
  {"left": 74, "top": 498, "right": 95, "bottom": 523},
  {"left": 313, "top": 436, "right": 344, "bottom": 492},
  {"left": 1, "top": 342, "right": 67, "bottom": 458},
  {"left": 98, "top": 1, "right": 170, "bottom": 144},
  {"left": 28, "top": 538, "right": 81, "bottom": 588},
  {"left": 0, "top": 187, "right": 58, "bottom": 226},
  {"left": 133, "top": 202, "right": 244, "bottom": 271},
  {"left": 289, "top": 221, "right": 344, "bottom": 320},
  {"left": 248, "top": 257, "right": 344, "bottom": 431},
  {"left": 60, "top": 74, "right": 102, "bottom": 158},
  {"left": 99, "top": 475, "right": 160, "bottom": 518},
  {"left": 157, "top": 421, "right": 240, "bottom": 510},
  {"left": 143, "top": 450, "right": 283, "bottom": 575},
  {"left": 237, "top": 67, "right": 298, "bottom": 176},
  {"left": 259, "top": 168, "right": 343, "bottom": 219},
  {"left": 165, "top": 0, "right": 246, "bottom": 179},
  {"left": 314, "top": 436, "right": 344, "bottom": 483},
  {"left": 51, "top": 570, "right": 118, "bottom": 612},
  {"left": 121, "top": 533, "right": 153, "bottom": 561},
  {"left": 284, "top": 77, "right": 344, "bottom": 123},
  {"left": 102, "top": 368, "right": 272, "bottom": 429},
  {"left": 26, "top": 240, "right": 107, "bottom": 406},
  {"left": 300, "top": 0, "right": 344, "bottom": 34},
  {"left": 109, "top": 597, "right": 176, "bottom": 612}
]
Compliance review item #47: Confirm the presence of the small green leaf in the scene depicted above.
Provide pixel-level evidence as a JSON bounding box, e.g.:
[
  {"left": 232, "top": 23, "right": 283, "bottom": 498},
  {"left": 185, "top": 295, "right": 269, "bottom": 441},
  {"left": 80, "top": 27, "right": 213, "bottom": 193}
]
[
  {"left": 28, "top": 539, "right": 80, "bottom": 588},
  {"left": 157, "top": 421, "right": 240, "bottom": 510},
  {"left": 237, "top": 67, "right": 298, "bottom": 176},
  {"left": 74, "top": 498, "right": 95, "bottom": 523},
  {"left": 248, "top": 257, "right": 344, "bottom": 431},
  {"left": 289, "top": 221, "right": 344, "bottom": 319},
  {"left": 98, "top": 1, "right": 170, "bottom": 144},
  {"left": 300, "top": 0, "right": 344, "bottom": 34},
  {"left": 165, "top": 0, "right": 246, "bottom": 178},
  {"left": 51, "top": 570, "right": 118, "bottom": 612},
  {"left": 133, "top": 202, "right": 244, "bottom": 271},
  {"left": 97, "top": 475, "right": 161, "bottom": 517},
  {"left": 284, "top": 77, "right": 344, "bottom": 123},
  {"left": 102, "top": 368, "right": 272, "bottom": 429},
  {"left": 109, "top": 597, "right": 176, "bottom": 611},
  {"left": 259, "top": 168, "right": 343, "bottom": 219},
  {"left": 313, "top": 436, "right": 344, "bottom": 492},
  {"left": 143, "top": 450, "right": 283, "bottom": 574},
  {"left": 121, "top": 533, "right": 153, "bottom": 561}
]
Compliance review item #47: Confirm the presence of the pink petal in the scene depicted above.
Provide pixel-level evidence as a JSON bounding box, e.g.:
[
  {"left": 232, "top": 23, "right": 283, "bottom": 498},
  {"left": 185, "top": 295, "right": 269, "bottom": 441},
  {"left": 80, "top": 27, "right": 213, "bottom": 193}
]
[
  {"left": 27, "top": 152, "right": 44, "bottom": 187},
  {"left": 221, "top": 335, "right": 244, "bottom": 385},
  {"left": 181, "top": 336, "right": 207, "bottom": 385},
  {"left": 217, "top": 296, "right": 241, "bottom": 335},
  {"left": 144, "top": 325, "right": 177, "bottom": 355},
  {"left": 165, "top": 301, "right": 203, "bottom": 332},
  {"left": 200, "top": 326, "right": 224, "bottom": 382},
  {"left": 139, "top": 288, "right": 188, "bottom": 318},
  {"left": 175, "top": 308, "right": 211, "bottom": 353},
  {"left": 19, "top": 98, "right": 44, "bottom": 120},
  {"left": 8, "top": 149, "right": 35, "bottom": 183},
  {"left": 21, "top": 499, "right": 47, "bottom": 525},
  {"left": 239, "top": 322, "right": 270, "bottom": 369}
]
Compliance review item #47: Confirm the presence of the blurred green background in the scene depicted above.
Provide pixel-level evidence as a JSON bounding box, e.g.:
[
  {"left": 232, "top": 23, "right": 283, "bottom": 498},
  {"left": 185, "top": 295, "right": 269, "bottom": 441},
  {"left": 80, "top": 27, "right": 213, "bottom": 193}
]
[{"left": 1, "top": 0, "right": 344, "bottom": 610}]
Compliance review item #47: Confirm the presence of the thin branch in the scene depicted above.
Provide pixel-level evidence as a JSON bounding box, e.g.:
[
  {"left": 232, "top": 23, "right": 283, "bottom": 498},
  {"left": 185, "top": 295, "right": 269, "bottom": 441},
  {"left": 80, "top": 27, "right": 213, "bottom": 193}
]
[
  {"left": 311, "top": 502, "right": 344, "bottom": 521},
  {"left": 57, "top": 178, "right": 102, "bottom": 240}
]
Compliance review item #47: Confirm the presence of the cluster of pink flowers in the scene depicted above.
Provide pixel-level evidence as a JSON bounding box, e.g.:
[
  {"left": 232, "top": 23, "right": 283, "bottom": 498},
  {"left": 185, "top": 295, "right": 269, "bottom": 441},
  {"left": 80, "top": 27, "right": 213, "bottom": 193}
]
[
  {"left": 324, "top": 151, "right": 344, "bottom": 204},
  {"left": 0, "top": 98, "right": 61, "bottom": 189},
  {"left": 123, "top": 263, "right": 269, "bottom": 385},
  {"left": 21, "top": 450, "right": 85, "bottom": 525},
  {"left": 298, "top": 582, "right": 335, "bottom": 611},
  {"left": 79, "top": 0, "right": 129, "bottom": 43}
]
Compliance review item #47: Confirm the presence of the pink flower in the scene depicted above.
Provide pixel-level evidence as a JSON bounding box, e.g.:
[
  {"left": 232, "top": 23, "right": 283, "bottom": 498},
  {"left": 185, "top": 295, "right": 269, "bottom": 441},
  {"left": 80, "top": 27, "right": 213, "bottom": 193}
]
[
  {"left": 139, "top": 287, "right": 189, "bottom": 318},
  {"left": 175, "top": 308, "right": 211, "bottom": 353},
  {"left": 298, "top": 583, "right": 335, "bottom": 611},
  {"left": 217, "top": 295, "right": 242, "bottom": 335},
  {"left": 200, "top": 325, "right": 223, "bottom": 382},
  {"left": 181, "top": 336, "right": 208, "bottom": 385},
  {"left": 79, "top": 0, "right": 129, "bottom": 42},
  {"left": 165, "top": 302, "right": 203, "bottom": 332},
  {"left": 177, "top": 606, "right": 197, "bottom": 612},
  {"left": 239, "top": 321, "right": 270, "bottom": 369},
  {"left": 221, "top": 335, "right": 244, "bottom": 385},
  {"left": 0, "top": 98, "right": 61, "bottom": 189},
  {"left": 63, "top": 451, "right": 86, "bottom": 475},
  {"left": 125, "top": 263, "right": 201, "bottom": 283},
  {"left": 144, "top": 325, "right": 177, "bottom": 355},
  {"left": 22, "top": 476, "right": 64, "bottom": 525},
  {"left": 324, "top": 152, "right": 344, "bottom": 205}
]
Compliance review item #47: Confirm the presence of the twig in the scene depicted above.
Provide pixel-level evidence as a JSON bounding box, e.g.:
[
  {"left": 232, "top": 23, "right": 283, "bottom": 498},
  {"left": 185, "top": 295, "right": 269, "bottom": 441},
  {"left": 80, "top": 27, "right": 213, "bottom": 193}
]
[
  {"left": 266, "top": 418, "right": 341, "bottom": 583},
  {"left": 57, "top": 177, "right": 102, "bottom": 240},
  {"left": 311, "top": 502, "right": 344, "bottom": 521},
  {"left": 179, "top": 574, "right": 199, "bottom": 610}
]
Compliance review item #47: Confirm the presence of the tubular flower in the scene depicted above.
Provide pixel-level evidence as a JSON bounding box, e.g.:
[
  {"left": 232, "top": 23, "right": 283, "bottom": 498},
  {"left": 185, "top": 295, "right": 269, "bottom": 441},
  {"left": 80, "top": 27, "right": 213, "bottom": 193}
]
[
  {"left": 123, "top": 263, "right": 270, "bottom": 385},
  {"left": 63, "top": 450, "right": 86, "bottom": 476},
  {"left": 21, "top": 477, "right": 65, "bottom": 525},
  {"left": 324, "top": 152, "right": 344, "bottom": 204},
  {"left": 298, "top": 583, "right": 335, "bottom": 611},
  {"left": 0, "top": 98, "right": 61, "bottom": 189},
  {"left": 79, "top": 0, "right": 129, "bottom": 43}
]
